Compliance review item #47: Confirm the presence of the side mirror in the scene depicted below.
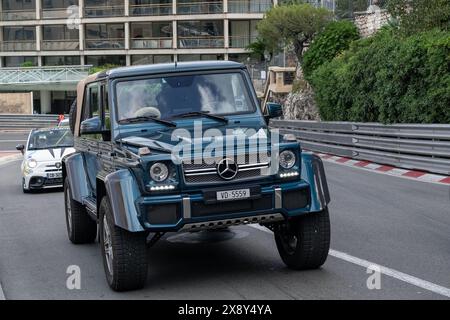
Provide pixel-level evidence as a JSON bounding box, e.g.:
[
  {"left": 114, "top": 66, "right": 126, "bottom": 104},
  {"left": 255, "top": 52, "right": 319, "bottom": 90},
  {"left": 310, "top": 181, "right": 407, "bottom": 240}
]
[
  {"left": 265, "top": 102, "right": 283, "bottom": 119},
  {"left": 80, "top": 116, "right": 102, "bottom": 135},
  {"left": 16, "top": 144, "right": 25, "bottom": 154}
]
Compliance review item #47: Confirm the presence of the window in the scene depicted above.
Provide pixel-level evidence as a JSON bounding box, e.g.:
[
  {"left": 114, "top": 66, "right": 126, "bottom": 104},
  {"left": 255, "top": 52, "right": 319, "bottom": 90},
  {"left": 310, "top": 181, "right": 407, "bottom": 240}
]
[
  {"left": 85, "top": 55, "right": 126, "bottom": 67},
  {"left": 4, "top": 56, "right": 37, "bottom": 67},
  {"left": 115, "top": 72, "right": 255, "bottom": 121},
  {"left": 83, "top": 83, "right": 100, "bottom": 122},
  {"left": 43, "top": 56, "right": 81, "bottom": 66},
  {"left": 131, "top": 55, "right": 173, "bottom": 65},
  {"left": 28, "top": 128, "right": 74, "bottom": 150}
]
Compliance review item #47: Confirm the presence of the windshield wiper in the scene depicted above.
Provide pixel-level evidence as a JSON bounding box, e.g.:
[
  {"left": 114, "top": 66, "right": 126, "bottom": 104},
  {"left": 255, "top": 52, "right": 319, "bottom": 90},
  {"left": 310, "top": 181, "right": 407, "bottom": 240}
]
[
  {"left": 119, "top": 116, "right": 176, "bottom": 127},
  {"left": 170, "top": 111, "right": 228, "bottom": 123}
]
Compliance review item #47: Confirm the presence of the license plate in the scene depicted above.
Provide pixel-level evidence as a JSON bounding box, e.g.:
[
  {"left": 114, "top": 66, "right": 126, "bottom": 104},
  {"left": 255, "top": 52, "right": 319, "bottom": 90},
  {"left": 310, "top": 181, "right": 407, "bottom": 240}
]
[
  {"left": 216, "top": 188, "right": 250, "bottom": 201},
  {"left": 47, "top": 172, "right": 62, "bottom": 179}
]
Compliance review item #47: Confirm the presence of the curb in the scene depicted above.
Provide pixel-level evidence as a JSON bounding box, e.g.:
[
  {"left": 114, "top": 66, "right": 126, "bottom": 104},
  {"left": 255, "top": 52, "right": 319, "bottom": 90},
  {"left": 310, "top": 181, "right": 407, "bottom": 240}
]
[{"left": 314, "top": 152, "right": 450, "bottom": 186}]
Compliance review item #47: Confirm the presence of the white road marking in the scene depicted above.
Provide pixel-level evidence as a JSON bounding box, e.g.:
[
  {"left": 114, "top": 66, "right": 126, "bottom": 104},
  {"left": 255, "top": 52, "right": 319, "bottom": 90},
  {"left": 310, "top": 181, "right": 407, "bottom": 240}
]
[
  {"left": 420, "top": 174, "right": 448, "bottom": 183},
  {"left": 365, "top": 163, "right": 382, "bottom": 170},
  {"left": 249, "top": 224, "right": 450, "bottom": 298},
  {"left": 0, "top": 281, "right": 5, "bottom": 300},
  {"left": 0, "top": 140, "right": 26, "bottom": 142}
]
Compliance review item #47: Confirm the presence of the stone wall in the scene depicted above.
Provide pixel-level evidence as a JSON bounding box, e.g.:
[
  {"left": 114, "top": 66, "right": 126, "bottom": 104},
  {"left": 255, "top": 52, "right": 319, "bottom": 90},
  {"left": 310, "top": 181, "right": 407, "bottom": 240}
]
[
  {"left": 0, "top": 92, "right": 33, "bottom": 114},
  {"left": 354, "top": 8, "right": 391, "bottom": 38}
]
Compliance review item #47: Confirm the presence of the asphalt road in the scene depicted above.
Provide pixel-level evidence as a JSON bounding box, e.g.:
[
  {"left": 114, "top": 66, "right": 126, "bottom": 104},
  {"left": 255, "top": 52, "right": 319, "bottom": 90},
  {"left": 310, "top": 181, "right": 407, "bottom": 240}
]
[
  {"left": 0, "top": 156, "right": 449, "bottom": 300},
  {"left": 0, "top": 131, "right": 29, "bottom": 152}
]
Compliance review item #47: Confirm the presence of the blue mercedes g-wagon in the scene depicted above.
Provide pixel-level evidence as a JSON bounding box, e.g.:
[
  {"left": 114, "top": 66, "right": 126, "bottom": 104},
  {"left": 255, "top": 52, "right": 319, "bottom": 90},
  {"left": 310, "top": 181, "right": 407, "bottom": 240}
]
[{"left": 63, "top": 61, "right": 331, "bottom": 291}]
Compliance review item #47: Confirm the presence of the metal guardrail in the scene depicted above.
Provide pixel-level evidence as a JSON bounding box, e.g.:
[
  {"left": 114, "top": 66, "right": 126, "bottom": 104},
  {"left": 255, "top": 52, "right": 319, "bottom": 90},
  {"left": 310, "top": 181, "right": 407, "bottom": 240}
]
[
  {"left": 0, "top": 114, "right": 59, "bottom": 130},
  {"left": 271, "top": 120, "right": 450, "bottom": 175}
]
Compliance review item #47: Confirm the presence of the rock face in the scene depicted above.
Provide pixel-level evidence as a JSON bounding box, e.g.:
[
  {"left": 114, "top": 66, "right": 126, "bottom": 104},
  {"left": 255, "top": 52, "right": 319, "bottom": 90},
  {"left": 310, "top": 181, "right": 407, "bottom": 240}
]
[{"left": 283, "top": 83, "right": 321, "bottom": 121}]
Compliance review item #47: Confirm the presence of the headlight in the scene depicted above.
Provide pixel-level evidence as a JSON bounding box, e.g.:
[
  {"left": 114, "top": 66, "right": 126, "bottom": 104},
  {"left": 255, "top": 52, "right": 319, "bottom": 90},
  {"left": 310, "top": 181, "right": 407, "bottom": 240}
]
[
  {"left": 27, "top": 159, "right": 37, "bottom": 168},
  {"left": 279, "top": 150, "right": 296, "bottom": 169},
  {"left": 149, "top": 162, "right": 169, "bottom": 182}
]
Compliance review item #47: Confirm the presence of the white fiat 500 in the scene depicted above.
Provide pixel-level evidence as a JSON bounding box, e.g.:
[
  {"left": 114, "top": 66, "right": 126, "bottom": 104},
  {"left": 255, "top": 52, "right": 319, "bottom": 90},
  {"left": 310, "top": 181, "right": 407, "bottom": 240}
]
[{"left": 16, "top": 127, "right": 75, "bottom": 193}]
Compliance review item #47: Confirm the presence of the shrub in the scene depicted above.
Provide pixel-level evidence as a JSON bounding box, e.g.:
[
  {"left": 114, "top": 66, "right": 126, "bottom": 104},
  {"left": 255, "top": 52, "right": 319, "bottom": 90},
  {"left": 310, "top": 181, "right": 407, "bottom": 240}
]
[
  {"left": 388, "top": 0, "right": 450, "bottom": 35},
  {"left": 302, "top": 20, "right": 359, "bottom": 80},
  {"left": 310, "top": 28, "right": 450, "bottom": 124}
]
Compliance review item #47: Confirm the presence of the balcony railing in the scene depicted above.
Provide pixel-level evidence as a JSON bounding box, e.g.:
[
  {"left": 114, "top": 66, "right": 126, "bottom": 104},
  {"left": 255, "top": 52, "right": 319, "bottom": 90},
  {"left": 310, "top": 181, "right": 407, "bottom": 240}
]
[
  {"left": 41, "top": 40, "right": 80, "bottom": 51},
  {"left": 177, "top": 1, "right": 223, "bottom": 15},
  {"left": 41, "top": 8, "right": 71, "bottom": 19},
  {"left": 228, "top": 0, "right": 272, "bottom": 13},
  {"left": 84, "top": 5, "right": 124, "bottom": 17},
  {"left": 129, "top": 3, "right": 172, "bottom": 16},
  {"left": 131, "top": 37, "right": 172, "bottom": 49},
  {"left": 1, "top": 9, "right": 36, "bottom": 21},
  {"left": 0, "top": 41, "right": 36, "bottom": 51},
  {"left": 0, "top": 65, "right": 91, "bottom": 85},
  {"left": 85, "top": 38, "right": 125, "bottom": 50},
  {"left": 178, "top": 36, "right": 224, "bottom": 48},
  {"left": 229, "top": 35, "right": 256, "bottom": 48}
]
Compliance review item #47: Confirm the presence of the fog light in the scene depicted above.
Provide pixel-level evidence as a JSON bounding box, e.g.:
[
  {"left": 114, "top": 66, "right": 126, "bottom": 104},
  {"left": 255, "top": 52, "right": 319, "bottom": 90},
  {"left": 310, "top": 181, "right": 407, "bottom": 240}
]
[
  {"left": 279, "top": 171, "right": 299, "bottom": 178},
  {"left": 150, "top": 185, "right": 176, "bottom": 191}
]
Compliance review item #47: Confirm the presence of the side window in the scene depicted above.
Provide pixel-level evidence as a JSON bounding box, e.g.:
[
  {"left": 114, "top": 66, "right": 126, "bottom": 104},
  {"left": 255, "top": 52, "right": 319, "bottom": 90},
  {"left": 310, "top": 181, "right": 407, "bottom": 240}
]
[
  {"left": 81, "top": 83, "right": 100, "bottom": 123},
  {"left": 80, "top": 82, "right": 101, "bottom": 139}
]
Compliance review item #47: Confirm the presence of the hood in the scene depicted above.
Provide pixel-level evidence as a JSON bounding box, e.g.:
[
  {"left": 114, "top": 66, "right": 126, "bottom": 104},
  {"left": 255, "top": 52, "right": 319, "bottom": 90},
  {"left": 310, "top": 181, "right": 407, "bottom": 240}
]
[
  {"left": 26, "top": 147, "right": 75, "bottom": 162},
  {"left": 120, "top": 126, "right": 275, "bottom": 156}
]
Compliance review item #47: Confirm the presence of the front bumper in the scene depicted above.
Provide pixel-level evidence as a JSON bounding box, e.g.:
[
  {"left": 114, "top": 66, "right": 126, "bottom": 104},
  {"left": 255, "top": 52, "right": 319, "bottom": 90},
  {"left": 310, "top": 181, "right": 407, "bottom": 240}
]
[
  {"left": 23, "top": 170, "right": 63, "bottom": 189},
  {"left": 103, "top": 153, "right": 330, "bottom": 233},
  {"left": 138, "top": 180, "right": 312, "bottom": 232}
]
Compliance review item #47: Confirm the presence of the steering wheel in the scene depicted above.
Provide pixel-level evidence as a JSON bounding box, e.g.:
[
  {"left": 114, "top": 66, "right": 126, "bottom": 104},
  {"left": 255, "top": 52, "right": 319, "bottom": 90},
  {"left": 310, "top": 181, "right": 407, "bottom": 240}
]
[{"left": 133, "top": 107, "right": 161, "bottom": 119}]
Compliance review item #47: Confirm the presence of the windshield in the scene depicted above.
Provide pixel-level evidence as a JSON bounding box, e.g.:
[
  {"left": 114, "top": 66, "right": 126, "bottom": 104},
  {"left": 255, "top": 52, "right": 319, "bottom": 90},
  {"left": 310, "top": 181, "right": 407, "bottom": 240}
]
[
  {"left": 115, "top": 72, "right": 255, "bottom": 121},
  {"left": 28, "top": 128, "right": 74, "bottom": 150}
]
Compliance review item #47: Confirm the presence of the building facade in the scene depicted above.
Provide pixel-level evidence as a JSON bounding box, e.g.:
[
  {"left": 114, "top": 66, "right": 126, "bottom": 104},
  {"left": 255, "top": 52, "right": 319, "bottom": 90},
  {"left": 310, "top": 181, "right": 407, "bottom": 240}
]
[
  {"left": 0, "top": 0, "right": 278, "bottom": 114},
  {"left": 0, "top": 0, "right": 278, "bottom": 68}
]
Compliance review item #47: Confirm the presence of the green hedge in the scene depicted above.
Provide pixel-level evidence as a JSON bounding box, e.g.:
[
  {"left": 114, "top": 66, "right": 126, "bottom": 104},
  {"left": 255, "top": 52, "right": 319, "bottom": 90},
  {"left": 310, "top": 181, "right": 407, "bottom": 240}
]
[
  {"left": 310, "top": 28, "right": 450, "bottom": 124},
  {"left": 303, "top": 20, "right": 359, "bottom": 80}
]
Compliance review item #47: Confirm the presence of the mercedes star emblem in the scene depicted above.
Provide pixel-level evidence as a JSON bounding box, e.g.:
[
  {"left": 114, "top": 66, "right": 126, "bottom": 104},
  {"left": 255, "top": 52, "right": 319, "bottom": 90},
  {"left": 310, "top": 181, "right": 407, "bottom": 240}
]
[{"left": 217, "top": 158, "right": 238, "bottom": 180}]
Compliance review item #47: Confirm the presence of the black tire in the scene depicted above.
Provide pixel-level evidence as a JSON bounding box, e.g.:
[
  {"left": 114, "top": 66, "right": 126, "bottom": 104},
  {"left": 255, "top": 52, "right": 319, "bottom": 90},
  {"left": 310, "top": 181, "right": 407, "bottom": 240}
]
[
  {"left": 99, "top": 196, "right": 148, "bottom": 291},
  {"left": 64, "top": 178, "right": 97, "bottom": 244},
  {"left": 69, "top": 99, "right": 76, "bottom": 134},
  {"left": 274, "top": 208, "right": 330, "bottom": 270}
]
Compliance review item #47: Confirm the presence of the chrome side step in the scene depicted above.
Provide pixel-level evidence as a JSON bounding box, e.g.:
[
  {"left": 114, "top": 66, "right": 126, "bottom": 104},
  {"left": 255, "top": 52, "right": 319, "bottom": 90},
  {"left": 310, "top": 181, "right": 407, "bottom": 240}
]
[{"left": 180, "top": 213, "right": 284, "bottom": 232}]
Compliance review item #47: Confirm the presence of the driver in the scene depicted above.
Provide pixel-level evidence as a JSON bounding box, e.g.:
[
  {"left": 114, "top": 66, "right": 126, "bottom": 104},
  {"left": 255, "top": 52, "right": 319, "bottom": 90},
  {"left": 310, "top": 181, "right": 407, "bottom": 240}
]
[
  {"left": 36, "top": 135, "right": 48, "bottom": 148},
  {"left": 118, "top": 87, "right": 161, "bottom": 120}
]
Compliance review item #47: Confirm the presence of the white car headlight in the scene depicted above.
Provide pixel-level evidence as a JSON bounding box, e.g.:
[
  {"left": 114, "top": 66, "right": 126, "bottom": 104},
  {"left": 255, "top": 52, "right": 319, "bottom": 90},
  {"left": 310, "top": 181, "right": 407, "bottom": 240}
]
[
  {"left": 279, "top": 150, "right": 296, "bottom": 169},
  {"left": 27, "top": 159, "right": 37, "bottom": 168},
  {"left": 150, "top": 162, "right": 169, "bottom": 182}
]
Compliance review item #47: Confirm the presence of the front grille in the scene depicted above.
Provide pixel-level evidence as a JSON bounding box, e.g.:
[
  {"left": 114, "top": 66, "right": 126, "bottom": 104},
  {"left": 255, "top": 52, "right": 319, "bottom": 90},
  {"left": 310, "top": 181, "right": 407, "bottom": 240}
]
[
  {"left": 182, "top": 153, "right": 271, "bottom": 184},
  {"left": 191, "top": 194, "right": 273, "bottom": 218},
  {"left": 45, "top": 178, "right": 63, "bottom": 186}
]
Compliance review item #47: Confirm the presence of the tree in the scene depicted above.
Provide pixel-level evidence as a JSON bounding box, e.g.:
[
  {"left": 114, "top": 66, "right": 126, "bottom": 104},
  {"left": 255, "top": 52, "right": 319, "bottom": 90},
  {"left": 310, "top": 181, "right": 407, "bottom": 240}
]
[
  {"left": 89, "top": 64, "right": 120, "bottom": 75},
  {"left": 256, "top": 3, "right": 333, "bottom": 63},
  {"left": 387, "top": 0, "right": 450, "bottom": 35},
  {"left": 21, "top": 61, "right": 35, "bottom": 68},
  {"left": 245, "top": 38, "right": 268, "bottom": 61},
  {"left": 302, "top": 20, "right": 359, "bottom": 79}
]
